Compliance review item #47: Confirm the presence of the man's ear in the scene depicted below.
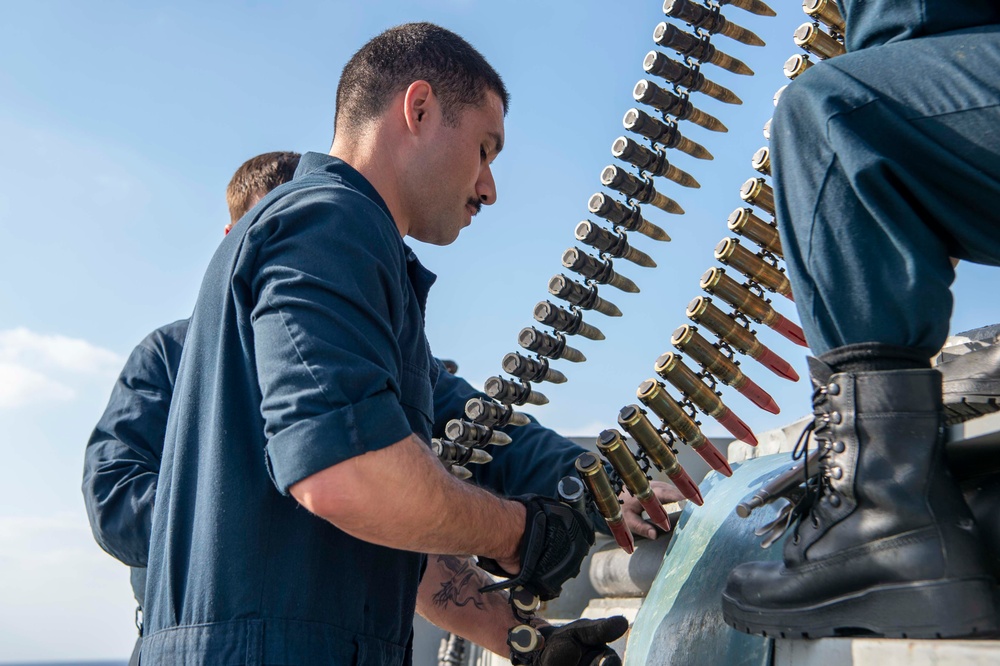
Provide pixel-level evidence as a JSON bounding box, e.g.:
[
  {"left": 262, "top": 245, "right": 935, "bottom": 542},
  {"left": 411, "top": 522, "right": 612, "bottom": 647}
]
[{"left": 403, "top": 80, "right": 435, "bottom": 135}]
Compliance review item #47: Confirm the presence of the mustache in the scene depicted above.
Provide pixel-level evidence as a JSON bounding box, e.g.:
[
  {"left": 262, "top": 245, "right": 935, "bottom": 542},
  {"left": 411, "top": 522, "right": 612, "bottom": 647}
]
[{"left": 467, "top": 198, "right": 483, "bottom": 216}]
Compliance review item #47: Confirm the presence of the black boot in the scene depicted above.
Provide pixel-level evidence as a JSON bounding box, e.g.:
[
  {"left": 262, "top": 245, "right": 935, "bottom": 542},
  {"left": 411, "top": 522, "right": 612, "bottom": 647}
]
[{"left": 722, "top": 357, "right": 998, "bottom": 638}]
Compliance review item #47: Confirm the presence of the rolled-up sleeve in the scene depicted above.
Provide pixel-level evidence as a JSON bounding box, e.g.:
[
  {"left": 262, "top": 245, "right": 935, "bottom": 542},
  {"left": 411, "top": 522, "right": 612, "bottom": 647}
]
[{"left": 250, "top": 194, "right": 414, "bottom": 494}]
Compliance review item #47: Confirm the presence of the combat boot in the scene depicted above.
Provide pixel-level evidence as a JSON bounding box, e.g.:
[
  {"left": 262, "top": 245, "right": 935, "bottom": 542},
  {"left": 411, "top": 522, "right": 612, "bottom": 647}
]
[{"left": 722, "top": 357, "right": 998, "bottom": 638}]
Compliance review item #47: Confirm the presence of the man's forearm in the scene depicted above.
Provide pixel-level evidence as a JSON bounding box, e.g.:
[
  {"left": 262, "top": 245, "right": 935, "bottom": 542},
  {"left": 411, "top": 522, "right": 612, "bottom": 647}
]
[
  {"left": 290, "top": 435, "right": 525, "bottom": 570},
  {"left": 416, "top": 555, "right": 526, "bottom": 656}
]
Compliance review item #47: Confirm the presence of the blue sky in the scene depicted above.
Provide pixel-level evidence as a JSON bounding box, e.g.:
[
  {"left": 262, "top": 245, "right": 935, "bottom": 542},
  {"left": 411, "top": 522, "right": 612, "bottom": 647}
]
[{"left": 1, "top": 1, "right": 996, "bottom": 660}]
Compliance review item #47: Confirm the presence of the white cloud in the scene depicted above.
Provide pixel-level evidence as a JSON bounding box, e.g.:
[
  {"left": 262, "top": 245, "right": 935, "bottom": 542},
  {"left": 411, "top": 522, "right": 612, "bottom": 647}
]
[
  {"left": 0, "top": 361, "right": 75, "bottom": 409},
  {"left": 0, "top": 328, "right": 123, "bottom": 409}
]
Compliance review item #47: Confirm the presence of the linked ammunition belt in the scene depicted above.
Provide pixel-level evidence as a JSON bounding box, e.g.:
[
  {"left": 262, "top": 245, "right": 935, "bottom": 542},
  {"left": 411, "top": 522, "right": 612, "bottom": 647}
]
[{"left": 426, "top": 0, "right": 851, "bottom": 657}]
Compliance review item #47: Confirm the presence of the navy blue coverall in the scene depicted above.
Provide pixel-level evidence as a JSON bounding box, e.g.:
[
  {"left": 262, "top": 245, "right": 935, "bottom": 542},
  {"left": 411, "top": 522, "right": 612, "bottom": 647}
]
[
  {"left": 82, "top": 153, "right": 589, "bottom": 664},
  {"left": 772, "top": 0, "right": 1000, "bottom": 356}
]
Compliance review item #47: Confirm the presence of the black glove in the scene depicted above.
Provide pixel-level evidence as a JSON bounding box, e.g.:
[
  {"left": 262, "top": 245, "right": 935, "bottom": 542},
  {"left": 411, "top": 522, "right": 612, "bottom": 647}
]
[
  {"left": 478, "top": 495, "right": 595, "bottom": 601},
  {"left": 514, "top": 617, "right": 628, "bottom": 666}
]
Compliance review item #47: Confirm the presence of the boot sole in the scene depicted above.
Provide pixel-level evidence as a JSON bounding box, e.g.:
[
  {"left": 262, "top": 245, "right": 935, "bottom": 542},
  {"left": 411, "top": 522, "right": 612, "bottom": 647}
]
[{"left": 722, "top": 577, "right": 999, "bottom": 639}]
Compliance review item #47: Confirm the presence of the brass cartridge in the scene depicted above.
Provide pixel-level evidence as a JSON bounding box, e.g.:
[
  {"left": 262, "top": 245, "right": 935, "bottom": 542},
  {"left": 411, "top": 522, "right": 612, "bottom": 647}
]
[
  {"left": 433, "top": 438, "right": 494, "bottom": 466},
  {"left": 562, "top": 247, "right": 640, "bottom": 293},
  {"left": 548, "top": 274, "right": 622, "bottom": 317},
  {"left": 763, "top": 118, "right": 772, "bottom": 141},
  {"left": 597, "top": 429, "right": 671, "bottom": 531},
  {"left": 794, "top": 22, "right": 846, "bottom": 60},
  {"left": 773, "top": 84, "right": 788, "bottom": 107},
  {"left": 654, "top": 353, "right": 758, "bottom": 445},
  {"left": 728, "top": 207, "right": 782, "bottom": 256},
  {"left": 701, "top": 267, "right": 774, "bottom": 323},
  {"left": 671, "top": 325, "right": 745, "bottom": 387},
  {"left": 596, "top": 429, "right": 652, "bottom": 502},
  {"left": 740, "top": 177, "right": 776, "bottom": 217},
  {"left": 701, "top": 268, "right": 807, "bottom": 345},
  {"left": 600, "top": 164, "right": 684, "bottom": 215},
  {"left": 652, "top": 22, "right": 754, "bottom": 76},
  {"left": 574, "top": 220, "right": 657, "bottom": 268},
  {"left": 485, "top": 376, "right": 549, "bottom": 406},
  {"left": 654, "top": 352, "right": 724, "bottom": 418},
  {"left": 611, "top": 136, "right": 699, "bottom": 188},
  {"left": 576, "top": 452, "right": 634, "bottom": 553},
  {"left": 633, "top": 79, "right": 727, "bottom": 133},
  {"left": 803, "top": 0, "right": 845, "bottom": 34},
  {"left": 687, "top": 296, "right": 763, "bottom": 357},
  {"left": 637, "top": 379, "right": 705, "bottom": 447},
  {"left": 751, "top": 147, "right": 771, "bottom": 176},
  {"left": 449, "top": 465, "right": 472, "bottom": 480},
  {"left": 623, "top": 108, "right": 713, "bottom": 160},
  {"left": 465, "top": 397, "right": 531, "bottom": 428},
  {"left": 643, "top": 50, "right": 742, "bottom": 105},
  {"left": 662, "top": 0, "right": 766, "bottom": 47},
  {"left": 533, "top": 300, "right": 606, "bottom": 341},
  {"left": 445, "top": 419, "right": 512, "bottom": 448},
  {"left": 687, "top": 297, "right": 800, "bottom": 382},
  {"left": 502, "top": 352, "right": 568, "bottom": 385},
  {"left": 617, "top": 405, "right": 682, "bottom": 476},
  {"left": 508, "top": 625, "right": 543, "bottom": 655},
  {"left": 557, "top": 476, "right": 588, "bottom": 515},
  {"left": 510, "top": 586, "right": 541, "bottom": 614},
  {"left": 783, "top": 53, "right": 813, "bottom": 80},
  {"left": 588, "top": 192, "right": 671, "bottom": 242},
  {"left": 720, "top": 0, "right": 775, "bottom": 16},
  {"left": 618, "top": 404, "right": 705, "bottom": 505},
  {"left": 714, "top": 238, "right": 792, "bottom": 297},
  {"left": 672, "top": 324, "right": 781, "bottom": 413},
  {"left": 518, "top": 327, "right": 586, "bottom": 363}
]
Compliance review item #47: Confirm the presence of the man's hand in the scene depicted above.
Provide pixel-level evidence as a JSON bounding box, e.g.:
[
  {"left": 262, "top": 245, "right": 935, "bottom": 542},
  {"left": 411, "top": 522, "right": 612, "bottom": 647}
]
[
  {"left": 620, "top": 481, "right": 684, "bottom": 540},
  {"left": 479, "top": 496, "right": 595, "bottom": 601},
  {"left": 527, "top": 616, "right": 628, "bottom": 666}
]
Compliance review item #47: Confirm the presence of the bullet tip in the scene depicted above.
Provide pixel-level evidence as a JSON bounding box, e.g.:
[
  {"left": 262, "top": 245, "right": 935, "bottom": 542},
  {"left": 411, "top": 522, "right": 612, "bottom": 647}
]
[{"left": 716, "top": 410, "right": 758, "bottom": 447}]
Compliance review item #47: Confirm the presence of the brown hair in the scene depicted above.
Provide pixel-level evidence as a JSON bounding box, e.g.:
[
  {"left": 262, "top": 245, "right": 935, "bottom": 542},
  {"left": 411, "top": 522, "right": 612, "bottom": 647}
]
[
  {"left": 334, "top": 22, "right": 508, "bottom": 135},
  {"left": 226, "top": 151, "right": 302, "bottom": 225}
]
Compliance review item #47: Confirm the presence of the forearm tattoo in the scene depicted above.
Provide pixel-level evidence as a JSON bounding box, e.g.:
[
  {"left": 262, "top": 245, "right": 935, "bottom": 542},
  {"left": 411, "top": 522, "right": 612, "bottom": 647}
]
[{"left": 431, "top": 556, "right": 494, "bottom": 611}]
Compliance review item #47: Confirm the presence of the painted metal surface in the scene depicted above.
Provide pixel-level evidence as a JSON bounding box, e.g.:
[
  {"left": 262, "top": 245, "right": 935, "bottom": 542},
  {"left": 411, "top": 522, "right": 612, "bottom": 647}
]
[{"left": 625, "top": 454, "right": 795, "bottom": 665}]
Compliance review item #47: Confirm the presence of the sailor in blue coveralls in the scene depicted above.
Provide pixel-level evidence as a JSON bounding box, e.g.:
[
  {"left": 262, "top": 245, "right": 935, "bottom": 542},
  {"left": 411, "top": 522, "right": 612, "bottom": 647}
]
[
  {"left": 88, "top": 23, "right": 669, "bottom": 663},
  {"left": 723, "top": 0, "right": 1000, "bottom": 640}
]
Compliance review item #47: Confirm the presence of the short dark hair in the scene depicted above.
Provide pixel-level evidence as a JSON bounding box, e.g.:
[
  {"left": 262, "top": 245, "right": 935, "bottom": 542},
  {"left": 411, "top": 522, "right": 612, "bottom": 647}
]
[
  {"left": 226, "top": 151, "right": 301, "bottom": 224},
  {"left": 334, "top": 22, "right": 509, "bottom": 133}
]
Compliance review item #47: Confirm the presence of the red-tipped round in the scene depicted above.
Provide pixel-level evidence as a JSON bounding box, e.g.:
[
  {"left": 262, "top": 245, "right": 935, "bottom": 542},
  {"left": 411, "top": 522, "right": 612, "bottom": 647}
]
[
  {"left": 668, "top": 467, "right": 704, "bottom": 505},
  {"left": 755, "top": 346, "right": 800, "bottom": 381},
  {"left": 693, "top": 440, "right": 734, "bottom": 477},
  {"left": 608, "top": 519, "right": 635, "bottom": 554},
  {"left": 639, "top": 496, "right": 673, "bottom": 532},
  {"left": 736, "top": 377, "right": 781, "bottom": 414},
  {"left": 715, "top": 408, "right": 758, "bottom": 446},
  {"left": 772, "top": 314, "right": 808, "bottom": 347}
]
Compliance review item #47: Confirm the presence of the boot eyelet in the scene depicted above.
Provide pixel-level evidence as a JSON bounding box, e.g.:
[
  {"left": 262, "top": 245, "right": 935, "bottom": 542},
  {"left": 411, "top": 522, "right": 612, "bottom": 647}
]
[
  {"left": 793, "top": 534, "right": 800, "bottom": 544},
  {"left": 832, "top": 441, "right": 846, "bottom": 453},
  {"left": 829, "top": 494, "right": 842, "bottom": 508},
  {"left": 829, "top": 466, "right": 843, "bottom": 480},
  {"left": 811, "top": 516, "right": 821, "bottom": 528},
  {"left": 829, "top": 411, "right": 842, "bottom": 425},
  {"left": 826, "top": 382, "right": 840, "bottom": 396}
]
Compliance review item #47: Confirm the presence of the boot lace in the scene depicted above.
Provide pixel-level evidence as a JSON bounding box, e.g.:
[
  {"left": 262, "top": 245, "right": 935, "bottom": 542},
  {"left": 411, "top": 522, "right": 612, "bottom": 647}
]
[{"left": 785, "top": 381, "right": 841, "bottom": 544}]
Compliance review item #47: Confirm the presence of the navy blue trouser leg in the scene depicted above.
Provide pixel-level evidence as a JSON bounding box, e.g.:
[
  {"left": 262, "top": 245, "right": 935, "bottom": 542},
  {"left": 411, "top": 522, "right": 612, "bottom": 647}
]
[{"left": 772, "top": 24, "right": 1000, "bottom": 356}]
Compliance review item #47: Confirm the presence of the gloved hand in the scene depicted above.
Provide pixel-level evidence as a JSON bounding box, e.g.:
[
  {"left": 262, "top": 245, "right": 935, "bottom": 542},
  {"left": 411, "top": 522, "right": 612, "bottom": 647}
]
[
  {"left": 478, "top": 495, "right": 595, "bottom": 600},
  {"left": 518, "top": 617, "right": 629, "bottom": 666}
]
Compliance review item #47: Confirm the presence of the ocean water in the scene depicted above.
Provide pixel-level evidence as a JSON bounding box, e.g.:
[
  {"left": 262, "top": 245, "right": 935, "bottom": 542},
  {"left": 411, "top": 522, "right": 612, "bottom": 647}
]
[{"left": 0, "top": 662, "right": 127, "bottom": 666}]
